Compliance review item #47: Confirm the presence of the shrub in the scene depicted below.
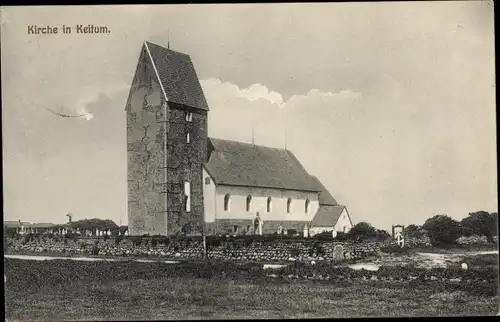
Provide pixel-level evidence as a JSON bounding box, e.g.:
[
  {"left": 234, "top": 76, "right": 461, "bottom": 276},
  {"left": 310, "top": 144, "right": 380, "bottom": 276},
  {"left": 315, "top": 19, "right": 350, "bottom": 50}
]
[
  {"left": 115, "top": 235, "right": 123, "bottom": 246},
  {"left": 313, "top": 231, "right": 334, "bottom": 241},
  {"left": 133, "top": 236, "right": 142, "bottom": 247},
  {"left": 346, "top": 222, "right": 377, "bottom": 241},
  {"left": 422, "top": 214, "right": 462, "bottom": 245},
  {"left": 461, "top": 211, "right": 498, "bottom": 243},
  {"left": 309, "top": 242, "right": 325, "bottom": 257}
]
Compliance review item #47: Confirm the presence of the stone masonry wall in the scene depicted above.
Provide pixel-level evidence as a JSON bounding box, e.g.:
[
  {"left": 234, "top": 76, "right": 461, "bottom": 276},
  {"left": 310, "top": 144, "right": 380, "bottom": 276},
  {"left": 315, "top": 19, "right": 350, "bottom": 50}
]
[
  {"left": 5, "top": 236, "right": 380, "bottom": 263},
  {"left": 126, "top": 45, "right": 168, "bottom": 236},
  {"left": 165, "top": 103, "right": 207, "bottom": 236}
]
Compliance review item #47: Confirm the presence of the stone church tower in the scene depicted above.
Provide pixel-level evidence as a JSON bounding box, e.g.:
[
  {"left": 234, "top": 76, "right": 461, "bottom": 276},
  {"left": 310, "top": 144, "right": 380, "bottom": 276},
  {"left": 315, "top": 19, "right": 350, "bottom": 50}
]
[{"left": 126, "top": 41, "right": 209, "bottom": 236}]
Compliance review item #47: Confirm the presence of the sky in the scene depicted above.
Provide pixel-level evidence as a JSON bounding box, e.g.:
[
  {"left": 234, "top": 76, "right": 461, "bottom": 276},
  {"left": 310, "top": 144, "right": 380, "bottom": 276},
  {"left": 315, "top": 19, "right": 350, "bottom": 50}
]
[{"left": 1, "top": 2, "right": 497, "bottom": 231}]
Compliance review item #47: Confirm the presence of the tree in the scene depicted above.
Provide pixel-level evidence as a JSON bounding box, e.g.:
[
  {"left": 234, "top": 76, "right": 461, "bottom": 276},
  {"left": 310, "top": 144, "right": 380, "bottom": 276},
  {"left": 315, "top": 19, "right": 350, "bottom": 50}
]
[
  {"left": 422, "top": 215, "right": 461, "bottom": 245},
  {"left": 346, "top": 222, "right": 377, "bottom": 241},
  {"left": 375, "top": 229, "right": 392, "bottom": 241},
  {"left": 69, "top": 219, "right": 119, "bottom": 232},
  {"left": 461, "top": 211, "right": 498, "bottom": 243},
  {"left": 404, "top": 224, "right": 426, "bottom": 238}
]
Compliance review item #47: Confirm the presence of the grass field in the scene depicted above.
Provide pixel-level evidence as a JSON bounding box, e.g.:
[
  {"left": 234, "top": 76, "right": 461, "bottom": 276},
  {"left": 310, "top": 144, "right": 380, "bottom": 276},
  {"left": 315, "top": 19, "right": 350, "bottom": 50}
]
[{"left": 4, "top": 257, "right": 499, "bottom": 320}]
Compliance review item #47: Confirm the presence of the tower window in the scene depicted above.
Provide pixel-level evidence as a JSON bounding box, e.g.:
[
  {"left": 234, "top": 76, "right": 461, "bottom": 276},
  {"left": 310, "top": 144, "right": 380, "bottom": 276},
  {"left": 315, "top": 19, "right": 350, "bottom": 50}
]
[
  {"left": 187, "top": 132, "right": 190, "bottom": 144},
  {"left": 305, "top": 199, "right": 310, "bottom": 214},
  {"left": 184, "top": 182, "right": 191, "bottom": 212},
  {"left": 246, "top": 195, "right": 252, "bottom": 212},
  {"left": 267, "top": 197, "right": 272, "bottom": 212},
  {"left": 205, "top": 177, "right": 211, "bottom": 185},
  {"left": 287, "top": 198, "right": 292, "bottom": 213},
  {"left": 186, "top": 112, "right": 193, "bottom": 122},
  {"left": 224, "top": 194, "right": 230, "bottom": 211}
]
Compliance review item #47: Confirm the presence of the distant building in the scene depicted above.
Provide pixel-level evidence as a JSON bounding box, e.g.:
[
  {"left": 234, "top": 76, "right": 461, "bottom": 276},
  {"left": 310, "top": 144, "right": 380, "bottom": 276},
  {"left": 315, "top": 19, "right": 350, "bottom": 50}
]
[
  {"left": 126, "top": 41, "right": 353, "bottom": 236},
  {"left": 3, "top": 221, "right": 57, "bottom": 233}
]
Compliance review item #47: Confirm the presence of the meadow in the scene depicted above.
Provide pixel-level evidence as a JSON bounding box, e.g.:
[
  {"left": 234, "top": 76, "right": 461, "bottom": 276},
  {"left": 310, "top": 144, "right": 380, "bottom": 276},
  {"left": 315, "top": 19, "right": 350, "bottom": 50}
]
[{"left": 4, "top": 254, "right": 499, "bottom": 320}]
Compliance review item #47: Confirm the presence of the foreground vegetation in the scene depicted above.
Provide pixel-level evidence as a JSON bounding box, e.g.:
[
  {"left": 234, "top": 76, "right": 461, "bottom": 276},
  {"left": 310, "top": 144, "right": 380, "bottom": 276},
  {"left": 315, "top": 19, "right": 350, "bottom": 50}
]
[{"left": 5, "top": 257, "right": 498, "bottom": 319}]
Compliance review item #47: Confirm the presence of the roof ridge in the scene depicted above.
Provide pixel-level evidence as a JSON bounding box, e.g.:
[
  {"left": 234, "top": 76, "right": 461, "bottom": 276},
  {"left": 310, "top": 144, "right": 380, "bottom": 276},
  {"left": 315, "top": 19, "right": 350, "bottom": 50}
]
[
  {"left": 209, "top": 137, "right": 290, "bottom": 151},
  {"left": 144, "top": 41, "right": 190, "bottom": 57}
]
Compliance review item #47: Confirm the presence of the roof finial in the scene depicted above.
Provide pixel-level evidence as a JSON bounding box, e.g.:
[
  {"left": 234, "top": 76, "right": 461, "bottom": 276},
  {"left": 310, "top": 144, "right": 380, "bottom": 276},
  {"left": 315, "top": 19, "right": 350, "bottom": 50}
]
[
  {"left": 251, "top": 111, "right": 255, "bottom": 146},
  {"left": 284, "top": 128, "right": 287, "bottom": 150},
  {"left": 252, "top": 113, "right": 256, "bottom": 161}
]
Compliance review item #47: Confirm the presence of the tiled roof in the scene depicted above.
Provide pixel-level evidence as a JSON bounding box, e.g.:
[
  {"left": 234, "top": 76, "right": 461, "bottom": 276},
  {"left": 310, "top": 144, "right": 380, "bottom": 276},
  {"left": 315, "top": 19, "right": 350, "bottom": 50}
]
[
  {"left": 4, "top": 221, "right": 60, "bottom": 229},
  {"left": 4, "top": 221, "right": 30, "bottom": 228},
  {"left": 145, "top": 41, "right": 209, "bottom": 111},
  {"left": 310, "top": 176, "right": 338, "bottom": 206},
  {"left": 310, "top": 205, "right": 345, "bottom": 228},
  {"left": 204, "top": 138, "right": 321, "bottom": 192},
  {"left": 30, "top": 223, "right": 57, "bottom": 228}
]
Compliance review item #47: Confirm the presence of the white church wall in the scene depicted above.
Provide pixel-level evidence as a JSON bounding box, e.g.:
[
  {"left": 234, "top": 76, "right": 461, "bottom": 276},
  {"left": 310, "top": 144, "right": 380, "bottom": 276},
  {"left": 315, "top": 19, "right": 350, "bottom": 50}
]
[
  {"left": 202, "top": 168, "right": 216, "bottom": 223},
  {"left": 213, "top": 184, "right": 319, "bottom": 222},
  {"left": 309, "top": 226, "right": 334, "bottom": 236},
  {"left": 333, "top": 207, "right": 353, "bottom": 233}
]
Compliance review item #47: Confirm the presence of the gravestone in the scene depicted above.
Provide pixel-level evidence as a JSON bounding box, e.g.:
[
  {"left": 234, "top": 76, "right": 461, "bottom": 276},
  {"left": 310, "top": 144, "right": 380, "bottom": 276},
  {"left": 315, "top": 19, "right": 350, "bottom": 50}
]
[{"left": 332, "top": 245, "right": 345, "bottom": 261}]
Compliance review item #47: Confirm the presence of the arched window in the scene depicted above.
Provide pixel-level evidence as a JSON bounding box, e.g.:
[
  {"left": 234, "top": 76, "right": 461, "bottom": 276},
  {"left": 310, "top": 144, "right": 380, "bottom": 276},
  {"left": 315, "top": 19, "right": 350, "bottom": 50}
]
[
  {"left": 267, "top": 197, "right": 272, "bottom": 212},
  {"left": 287, "top": 198, "right": 292, "bottom": 213},
  {"left": 186, "top": 132, "right": 190, "bottom": 143},
  {"left": 224, "top": 194, "right": 230, "bottom": 211},
  {"left": 305, "top": 199, "right": 310, "bottom": 214},
  {"left": 246, "top": 195, "right": 252, "bottom": 212}
]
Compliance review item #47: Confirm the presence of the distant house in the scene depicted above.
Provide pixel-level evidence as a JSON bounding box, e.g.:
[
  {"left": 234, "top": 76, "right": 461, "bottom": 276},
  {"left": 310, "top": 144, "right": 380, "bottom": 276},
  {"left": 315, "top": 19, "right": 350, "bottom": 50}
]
[
  {"left": 308, "top": 177, "right": 354, "bottom": 236},
  {"left": 4, "top": 221, "right": 60, "bottom": 233},
  {"left": 4, "top": 221, "right": 31, "bottom": 229}
]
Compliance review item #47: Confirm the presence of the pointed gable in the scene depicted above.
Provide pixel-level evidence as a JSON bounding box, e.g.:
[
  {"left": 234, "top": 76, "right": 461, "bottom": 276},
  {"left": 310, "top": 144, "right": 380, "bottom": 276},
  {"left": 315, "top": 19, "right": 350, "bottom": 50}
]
[
  {"left": 144, "top": 41, "right": 209, "bottom": 111},
  {"left": 310, "top": 205, "right": 345, "bottom": 228},
  {"left": 310, "top": 176, "right": 338, "bottom": 206}
]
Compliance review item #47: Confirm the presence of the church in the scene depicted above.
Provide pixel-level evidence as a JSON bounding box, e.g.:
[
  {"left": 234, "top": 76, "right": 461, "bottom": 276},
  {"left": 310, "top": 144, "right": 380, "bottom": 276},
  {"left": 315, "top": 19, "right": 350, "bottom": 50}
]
[{"left": 126, "top": 41, "right": 353, "bottom": 237}]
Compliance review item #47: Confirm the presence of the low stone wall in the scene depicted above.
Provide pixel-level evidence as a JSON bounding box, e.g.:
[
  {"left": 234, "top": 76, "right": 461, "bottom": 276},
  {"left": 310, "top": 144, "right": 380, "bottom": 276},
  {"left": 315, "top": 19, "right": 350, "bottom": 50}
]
[
  {"left": 456, "top": 235, "right": 498, "bottom": 245},
  {"left": 4, "top": 236, "right": 380, "bottom": 263}
]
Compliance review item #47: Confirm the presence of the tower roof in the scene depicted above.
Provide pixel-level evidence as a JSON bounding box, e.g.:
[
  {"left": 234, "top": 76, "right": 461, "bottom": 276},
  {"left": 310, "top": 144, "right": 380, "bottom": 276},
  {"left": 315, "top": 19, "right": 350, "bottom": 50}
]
[{"left": 144, "top": 41, "right": 209, "bottom": 111}]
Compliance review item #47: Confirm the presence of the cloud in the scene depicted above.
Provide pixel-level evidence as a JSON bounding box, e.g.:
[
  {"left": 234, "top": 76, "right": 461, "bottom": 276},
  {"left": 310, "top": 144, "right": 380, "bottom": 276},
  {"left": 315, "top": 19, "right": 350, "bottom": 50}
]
[
  {"left": 66, "top": 83, "right": 129, "bottom": 120},
  {"left": 200, "top": 77, "right": 497, "bottom": 231},
  {"left": 239, "top": 83, "right": 283, "bottom": 106},
  {"left": 201, "top": 78, "right": 283, "bottom": 107},
  {"left": 200, "top": 78, "right": 360, "bottom": 109}
]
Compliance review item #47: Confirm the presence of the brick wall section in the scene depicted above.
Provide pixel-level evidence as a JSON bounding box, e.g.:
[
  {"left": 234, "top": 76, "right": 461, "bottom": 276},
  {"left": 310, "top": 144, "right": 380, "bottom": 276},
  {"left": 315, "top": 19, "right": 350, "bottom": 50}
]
[
  {"left": 126, "top": 46, "right": 168, "bottom": 236},
  {"left": 165, "top": 103, "right": 207, "bottom": 235}
]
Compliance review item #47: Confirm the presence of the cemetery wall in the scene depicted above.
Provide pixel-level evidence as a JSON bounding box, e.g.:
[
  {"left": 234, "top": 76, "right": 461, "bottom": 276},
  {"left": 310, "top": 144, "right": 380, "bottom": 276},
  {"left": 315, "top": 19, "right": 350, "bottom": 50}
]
[{"left": 4, "top": 236, "right": 381, "bottom": 262}]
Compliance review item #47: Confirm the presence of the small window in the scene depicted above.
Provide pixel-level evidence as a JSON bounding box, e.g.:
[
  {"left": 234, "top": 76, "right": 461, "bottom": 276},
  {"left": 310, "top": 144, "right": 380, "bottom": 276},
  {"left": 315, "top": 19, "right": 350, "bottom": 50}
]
[
  {"left": 287, "top": 198, "right": 292, "bottom": 213},
  {"left": 186, "top": 133, "right": 190, "bottom": 144},
  {"left": 184, "top": 182, "right": 191, "bottom": 212},
  {"left": 246, "top": 195, "right": 252, "bottom": 212},
  {"left": 205, "top": 177, "right": 211, "bottom": 184},
  {"left": 224, "top": 194, "right": 230, "bottom": 211},
  {"left": 267, "top": 197, "right": 272, "bottom": 212},
  {"left": 186, "top": 112, "right": 193, "bottom": 122},
  {"left": 305, "top": 199, "right": 310, "bottom": 214}
]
